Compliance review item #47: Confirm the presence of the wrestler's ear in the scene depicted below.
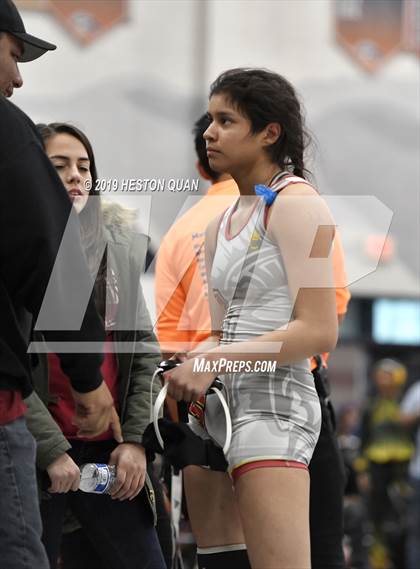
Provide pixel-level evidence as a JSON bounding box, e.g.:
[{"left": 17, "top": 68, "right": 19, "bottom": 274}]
[{"left": 261, "top": 122, "right": 281, "bottom": 147}]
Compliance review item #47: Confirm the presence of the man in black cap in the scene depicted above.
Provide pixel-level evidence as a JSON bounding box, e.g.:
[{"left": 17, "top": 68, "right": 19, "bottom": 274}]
[
  {"left": 0, "top": 0, "right": 56, "bottom": 64},
  {"left": 0, "top": 2, "right": 121, "bottom": 567}
]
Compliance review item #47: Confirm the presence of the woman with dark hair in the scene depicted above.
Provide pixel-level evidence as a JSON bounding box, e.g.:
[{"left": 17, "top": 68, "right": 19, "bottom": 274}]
[
  {"left": 164, "top": 69, "right": 338, "bottom": 569},
  {"left": 25, "top": 123, "right": 169, "bottom": 569},
  {"left": 36, "top": 123, "right": 105, "bottom": 276}
]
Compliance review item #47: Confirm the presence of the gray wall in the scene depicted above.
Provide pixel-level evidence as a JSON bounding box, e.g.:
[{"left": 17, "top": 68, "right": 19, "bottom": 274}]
[{"left": 14, "top": 0, "right": 419, "bottom": 299}]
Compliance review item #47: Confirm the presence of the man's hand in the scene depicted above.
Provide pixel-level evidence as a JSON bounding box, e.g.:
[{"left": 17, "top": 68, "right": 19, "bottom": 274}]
[
  {"left": 46, "top": 453, "right": 80, "bottom": 493},
  {"left": 108, "top": 443, "right": 147, "bottom": 501},
  {"left": 71, "top": 382, "right": 123, "bottom": 442}
]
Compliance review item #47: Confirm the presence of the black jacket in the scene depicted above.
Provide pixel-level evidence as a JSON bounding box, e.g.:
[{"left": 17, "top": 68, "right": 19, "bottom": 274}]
[{"left": 0, "top": 95, "right": 104, "bottom": 398}]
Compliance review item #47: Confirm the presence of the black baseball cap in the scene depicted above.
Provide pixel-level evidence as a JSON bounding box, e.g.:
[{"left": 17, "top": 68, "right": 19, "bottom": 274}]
[{"left": 0, "top": 0, "right": 56, "bottom": 62}]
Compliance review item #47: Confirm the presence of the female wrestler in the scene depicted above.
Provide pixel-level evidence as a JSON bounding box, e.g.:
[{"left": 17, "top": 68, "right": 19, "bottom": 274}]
[
  {"left": 25, "top": 123, "right": 169, "bottom": 569},
  {"left": 165, "top": 69, "right": 338, "bottom": 569}
]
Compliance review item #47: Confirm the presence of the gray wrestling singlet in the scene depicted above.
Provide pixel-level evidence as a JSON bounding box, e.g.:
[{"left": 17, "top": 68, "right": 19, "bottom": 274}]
[{"left": 191, "top": 173, "right": 322, "bottom": 472}]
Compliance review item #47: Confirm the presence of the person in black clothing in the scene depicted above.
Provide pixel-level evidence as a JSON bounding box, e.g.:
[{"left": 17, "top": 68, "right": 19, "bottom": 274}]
[
  {"left": 0, "top": 2, "right": 121, "bottom": 568},
  {"left": 337, "top": 404, "right": 370, "bottom": 569}
]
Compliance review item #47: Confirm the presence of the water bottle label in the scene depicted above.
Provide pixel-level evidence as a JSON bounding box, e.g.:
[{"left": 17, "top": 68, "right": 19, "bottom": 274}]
[{"left": 94, "top": 463, "right": 112, "bottom": 493}]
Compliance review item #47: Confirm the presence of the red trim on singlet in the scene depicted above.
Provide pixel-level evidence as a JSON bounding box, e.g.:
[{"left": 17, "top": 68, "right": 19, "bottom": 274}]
[
  {"left": 263, "top": 179, "right": 312, "bottom": 229},
  {"left": 232, "top": 459, "right": 308, "bottom": 482},
  {"left": 215, "top": 207, "right": 229, "bottom": 241},
  {"left": 225, "top": 197, "right": 260, "bottom": 241}
]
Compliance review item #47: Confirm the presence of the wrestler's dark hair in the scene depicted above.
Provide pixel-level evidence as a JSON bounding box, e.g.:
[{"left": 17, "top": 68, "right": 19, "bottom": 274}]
[
  {"left": 209, "top": 68, "right": 312, "bottom": 179},
  {"left": 36, "top": 123, "right": 107, "bottom": 319},
  {"left": 193, "top": 114, "right": 220, "bottom": 182}
]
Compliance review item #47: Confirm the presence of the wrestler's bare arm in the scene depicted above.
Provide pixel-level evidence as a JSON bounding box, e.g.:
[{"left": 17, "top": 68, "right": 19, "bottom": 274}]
[{"left": 205, "top": 184, "right": 338, "bottom": 366}]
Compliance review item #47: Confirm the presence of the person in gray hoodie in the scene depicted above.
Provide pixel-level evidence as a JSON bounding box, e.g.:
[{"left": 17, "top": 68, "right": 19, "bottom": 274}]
[{"left": 25, "top": 122, "right": 169, "bottom": 569}]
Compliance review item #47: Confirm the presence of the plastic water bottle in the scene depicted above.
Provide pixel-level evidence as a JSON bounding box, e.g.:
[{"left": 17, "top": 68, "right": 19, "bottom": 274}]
[{"left": 79, "top": 463, "right": 116, "bottom": 494}]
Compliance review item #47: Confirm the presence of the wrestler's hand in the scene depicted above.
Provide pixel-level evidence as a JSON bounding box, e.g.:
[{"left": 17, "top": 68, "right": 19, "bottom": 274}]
[
  {"left": 164, "top": 357, "right": 216, "bottom": 402},
  {"left": 71, "top": 382, "right": 123, "bottom": 442},
  {"left": 108, "top": 443, "right": 147, "bottom": 501},
  {"left": 46, "top": 453, "right": 80, "bottom": 493}
]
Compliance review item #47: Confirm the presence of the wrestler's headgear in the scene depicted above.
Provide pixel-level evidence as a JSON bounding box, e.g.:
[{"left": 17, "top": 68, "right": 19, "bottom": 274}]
[{"left": 0, "top": 0, "right": 56, "bottom": 62}]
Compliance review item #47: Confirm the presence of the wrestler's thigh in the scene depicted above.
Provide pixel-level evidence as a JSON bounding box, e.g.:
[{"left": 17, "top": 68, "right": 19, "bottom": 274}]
[
  {"left": 235, "top": 467, "right": 311, "bottom": 569},
  {"left": 183, "top": 465, "right": 244, "bottom": 547}
]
